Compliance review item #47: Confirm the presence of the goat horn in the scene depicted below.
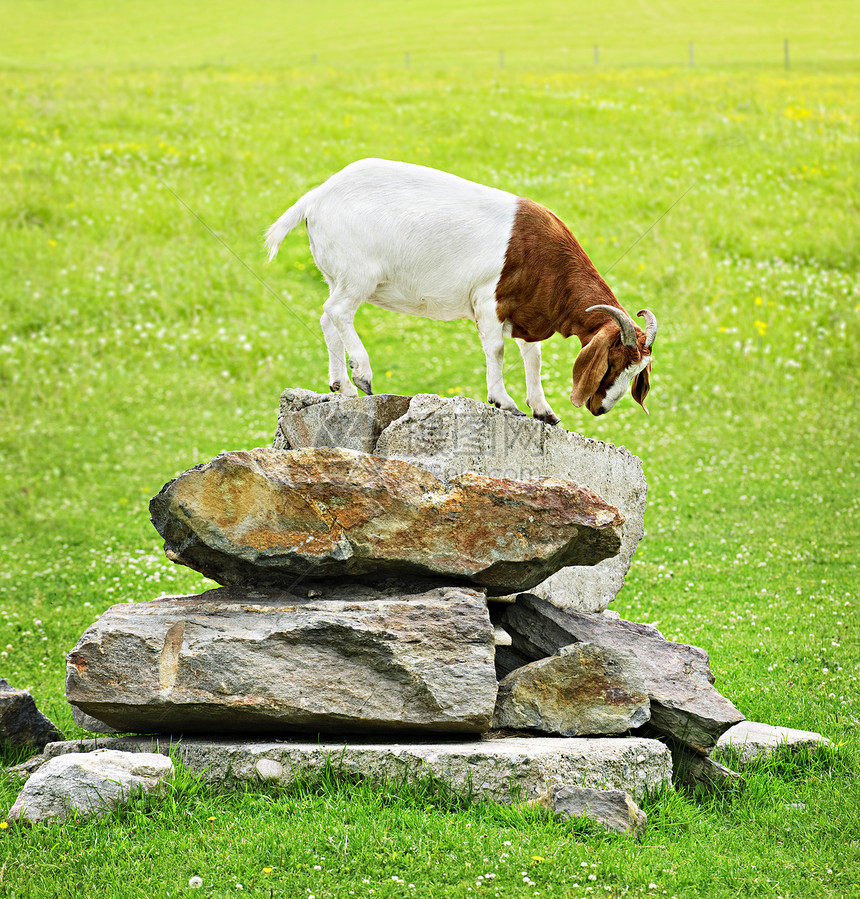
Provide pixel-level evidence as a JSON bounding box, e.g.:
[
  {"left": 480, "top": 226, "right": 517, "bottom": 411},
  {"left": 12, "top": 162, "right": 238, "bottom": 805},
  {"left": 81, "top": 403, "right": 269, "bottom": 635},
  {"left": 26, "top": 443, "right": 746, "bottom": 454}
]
[
  {"left": 586, "top": 304, "right": 637, "bottom": 348},
  {"left": 637, "top": 309, "right": 657, "bottom": 349}
]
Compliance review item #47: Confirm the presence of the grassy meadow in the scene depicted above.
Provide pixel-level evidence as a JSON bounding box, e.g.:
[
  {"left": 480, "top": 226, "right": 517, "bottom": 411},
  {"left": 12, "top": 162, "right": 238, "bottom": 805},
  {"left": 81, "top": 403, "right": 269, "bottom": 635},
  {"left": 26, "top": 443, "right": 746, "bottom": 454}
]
[{"left": 1, "top": 1, "right": 859, "bottom": 896}]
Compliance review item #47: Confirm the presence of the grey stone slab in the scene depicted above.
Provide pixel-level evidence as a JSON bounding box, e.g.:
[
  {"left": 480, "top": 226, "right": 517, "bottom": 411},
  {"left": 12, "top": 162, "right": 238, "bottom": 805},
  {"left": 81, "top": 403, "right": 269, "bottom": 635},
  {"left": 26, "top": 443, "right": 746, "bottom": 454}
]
[
  {"left": 275, "top": 390, "right": 647, "bottom": 612},
  {"left": 36, "top": 734, "right": 672, "bottom": 803},
  {"left": 713, "top": 721, "right": 833, "bottom": 769},
  {"left": 500, "top": 593, "right": 744, "bottom": 753},
  {"left": 375, "top": 394, "right": 647, "bottom": 613},
  {"left": 7, "top": 749, "right": 173, "bottom": 824},
  {"left": 66, "top": 584, "right": 498, "bottom": 736}
]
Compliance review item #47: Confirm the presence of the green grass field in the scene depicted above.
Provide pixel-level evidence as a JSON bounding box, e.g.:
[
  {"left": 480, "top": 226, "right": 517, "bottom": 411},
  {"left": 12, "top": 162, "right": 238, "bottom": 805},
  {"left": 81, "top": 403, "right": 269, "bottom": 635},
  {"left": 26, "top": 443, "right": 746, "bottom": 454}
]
[{"left": 1, "top": 1, "right": 859, "bottom": 896}]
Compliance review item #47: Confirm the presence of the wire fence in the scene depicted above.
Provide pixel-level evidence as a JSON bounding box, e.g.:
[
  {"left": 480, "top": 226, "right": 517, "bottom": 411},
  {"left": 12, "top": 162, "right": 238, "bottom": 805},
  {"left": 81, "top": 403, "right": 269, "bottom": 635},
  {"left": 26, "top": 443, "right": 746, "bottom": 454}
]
[{"left": 298, "top": 38, "right": 858, "bottom": 73}]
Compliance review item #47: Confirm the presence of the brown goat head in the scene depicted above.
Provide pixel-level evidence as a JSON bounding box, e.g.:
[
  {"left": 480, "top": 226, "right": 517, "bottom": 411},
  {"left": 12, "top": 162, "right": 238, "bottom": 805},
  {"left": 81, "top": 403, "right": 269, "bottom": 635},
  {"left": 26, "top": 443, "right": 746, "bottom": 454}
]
[{"left": 570, "top": 307, "right": 656, "bottom": 416}]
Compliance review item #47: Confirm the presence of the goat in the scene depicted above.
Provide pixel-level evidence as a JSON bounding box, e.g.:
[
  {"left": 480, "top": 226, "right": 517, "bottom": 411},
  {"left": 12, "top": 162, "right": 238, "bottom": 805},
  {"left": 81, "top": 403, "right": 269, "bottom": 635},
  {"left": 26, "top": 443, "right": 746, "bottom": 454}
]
[{"left": 265, "top": 159, "right": 656, "bottom": 422}]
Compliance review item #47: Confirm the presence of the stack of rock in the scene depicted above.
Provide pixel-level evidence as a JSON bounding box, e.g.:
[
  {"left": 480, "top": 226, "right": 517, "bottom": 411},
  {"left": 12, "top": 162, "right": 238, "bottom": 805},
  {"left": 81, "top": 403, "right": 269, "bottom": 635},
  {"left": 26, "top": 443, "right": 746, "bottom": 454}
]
[{"left": 62, "top": 390, "right": 746, "bottom": 813}]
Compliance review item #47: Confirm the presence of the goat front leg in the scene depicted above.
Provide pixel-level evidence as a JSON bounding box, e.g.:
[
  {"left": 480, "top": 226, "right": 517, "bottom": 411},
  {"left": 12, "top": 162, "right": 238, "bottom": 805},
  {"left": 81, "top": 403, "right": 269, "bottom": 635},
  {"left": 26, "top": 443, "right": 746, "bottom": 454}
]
[
  {"left": 515, "top": 338, "right": 560, "bottom": 425},
  {"left": 323, "top": 288, "right": 373, "bottom": 395},
  {"left": 475, "top": 304, "right": 524, "bottom": 416}
]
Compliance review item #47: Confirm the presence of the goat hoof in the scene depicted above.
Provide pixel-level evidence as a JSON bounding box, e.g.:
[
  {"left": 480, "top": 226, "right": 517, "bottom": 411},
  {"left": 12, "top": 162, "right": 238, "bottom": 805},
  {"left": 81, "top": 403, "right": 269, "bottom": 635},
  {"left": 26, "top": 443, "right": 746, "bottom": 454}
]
[
  {"left": 354, "top": 378, "right": 373, "bottom": 396},
  {"left": 329, "top": 382, "right": 341, "bottom": 393},
  {"left": 535, "top": 411, "right": 561, "bottom": 425},
  {"left": 490, "top": 400, "right": 526, "bottom": 417}
]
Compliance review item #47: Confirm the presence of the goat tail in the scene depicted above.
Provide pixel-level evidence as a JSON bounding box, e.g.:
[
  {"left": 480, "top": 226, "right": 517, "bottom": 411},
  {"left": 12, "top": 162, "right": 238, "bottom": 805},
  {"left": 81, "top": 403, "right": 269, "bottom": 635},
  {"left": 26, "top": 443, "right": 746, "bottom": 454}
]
[{"left": 264, "top": 193, "right": 310, "bottom": 262}]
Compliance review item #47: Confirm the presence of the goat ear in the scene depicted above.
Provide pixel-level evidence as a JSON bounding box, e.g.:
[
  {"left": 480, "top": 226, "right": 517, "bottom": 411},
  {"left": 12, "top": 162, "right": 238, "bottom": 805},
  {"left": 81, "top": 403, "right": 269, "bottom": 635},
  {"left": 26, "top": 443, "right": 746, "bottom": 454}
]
[
  {"left": 570, "top": 326, "right": 611, "bottom": 407},
  {"left": 631, "top": 363, "right": 651, "bottom": 414}
]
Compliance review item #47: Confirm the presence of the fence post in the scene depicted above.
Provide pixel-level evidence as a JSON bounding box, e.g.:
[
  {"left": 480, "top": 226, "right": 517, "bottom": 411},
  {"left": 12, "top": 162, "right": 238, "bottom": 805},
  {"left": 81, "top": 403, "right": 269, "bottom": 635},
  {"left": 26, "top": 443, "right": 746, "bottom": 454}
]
[
  {"left": 689, "top": 41, "right": 694, "bottom": 67},
  {"left": 405, "top": 51, "right": 411, "bottom": 70},
  {"left": 784, "top": 38, "right": 790, "bottom": 69},
  {"left": 499, "top": 49, "right": 505, "bottom": 69},
  {"left": 594, "top": 45, "right": 599, "bottom": 65}
]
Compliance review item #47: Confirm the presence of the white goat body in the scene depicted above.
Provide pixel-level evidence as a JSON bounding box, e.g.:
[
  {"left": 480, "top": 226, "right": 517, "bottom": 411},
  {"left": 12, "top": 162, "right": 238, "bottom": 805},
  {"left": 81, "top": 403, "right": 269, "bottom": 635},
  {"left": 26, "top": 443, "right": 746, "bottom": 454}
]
[{"left": 266, "top": 158, "right": 654, "bottom": 420}]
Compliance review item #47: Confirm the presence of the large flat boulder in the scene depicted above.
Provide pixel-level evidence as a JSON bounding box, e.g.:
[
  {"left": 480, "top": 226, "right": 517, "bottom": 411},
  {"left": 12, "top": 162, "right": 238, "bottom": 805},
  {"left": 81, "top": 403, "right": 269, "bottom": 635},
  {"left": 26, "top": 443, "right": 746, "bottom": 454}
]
[
  {"left": 66, "top": 584, "right": 499, "bottom": 736},
  {"left": 35, "top": 734, "right": 673, "bottom": 803},
  {"left": 150, "top": 446, "right": 622, "bottom": 594},
  {"left": 499, "top": 593, "right": 744, "bottom": 753},
  {"left": 274, "top": 390, "right": 647, "bottom": 612}
]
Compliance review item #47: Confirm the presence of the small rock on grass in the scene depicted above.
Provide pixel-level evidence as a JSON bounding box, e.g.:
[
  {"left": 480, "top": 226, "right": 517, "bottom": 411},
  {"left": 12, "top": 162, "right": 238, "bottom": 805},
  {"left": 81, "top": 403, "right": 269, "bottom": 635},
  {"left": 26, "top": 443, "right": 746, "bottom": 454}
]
[
  {"left": 541, "top": 784, "right": 647, "bottom": 838},
  {"left": 713, "top": 721, "right": 833, "bottom": 769},
  {"left": 0, "top": 679, "right": 64, "bottom": 749},
  {"left": 7, "top": 749, "right": 174, "bottom": 825}
]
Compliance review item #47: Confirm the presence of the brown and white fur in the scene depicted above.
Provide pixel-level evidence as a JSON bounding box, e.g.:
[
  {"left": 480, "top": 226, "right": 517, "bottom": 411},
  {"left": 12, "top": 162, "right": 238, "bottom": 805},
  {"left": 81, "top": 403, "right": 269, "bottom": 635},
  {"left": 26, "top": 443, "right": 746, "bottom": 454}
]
[{"left": 265, "top": 158, "right": 656, "bottom": 423}]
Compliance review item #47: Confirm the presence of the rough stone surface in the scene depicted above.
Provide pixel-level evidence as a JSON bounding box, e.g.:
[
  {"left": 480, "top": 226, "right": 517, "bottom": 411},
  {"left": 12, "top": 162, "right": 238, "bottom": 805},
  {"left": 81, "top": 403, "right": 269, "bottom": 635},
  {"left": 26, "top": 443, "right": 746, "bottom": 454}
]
[
  {"left": 6, "top": 749, "right": 173, "bottom": 824},
  {"left": 274, "top": 392, "right": 411, "bottom": 453},
  {"left": 0, "top": 679, "right": 64, "bottom": 749},
  {"left": 66, "top": 584, "right": 499, "bottom": 736},
  {"left": 713, "top": 721, "right": 833, "bottom": 769},
  {"left": 150, "top": 445, "right": 623, "bottom": 595},
  {"left": 274, "top": 390, "right": 647, "bottom": 612},
  {"left": 35, "top": 735, "right": 673, "bottom": 803},
  {"left": 492, "top": 643, "right": 650, "bottom": 736},
  {"left": 500, "top": 593, "right": 744, "bottom": 752},
  {"left": 542, "top": 784, "right": 647, "bottom": 838}
]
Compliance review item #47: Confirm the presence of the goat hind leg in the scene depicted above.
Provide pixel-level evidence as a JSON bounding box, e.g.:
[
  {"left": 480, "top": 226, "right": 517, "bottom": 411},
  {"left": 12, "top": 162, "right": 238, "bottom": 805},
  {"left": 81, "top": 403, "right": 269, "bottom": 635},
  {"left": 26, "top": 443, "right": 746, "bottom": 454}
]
[
  {"left": 323, "top": 289, "right": 374, "bottom": 395},
  {"left": 320, "top": 312, "right": 356, "bottom": 395}
]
